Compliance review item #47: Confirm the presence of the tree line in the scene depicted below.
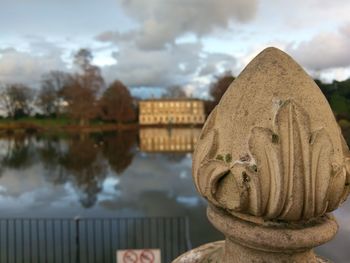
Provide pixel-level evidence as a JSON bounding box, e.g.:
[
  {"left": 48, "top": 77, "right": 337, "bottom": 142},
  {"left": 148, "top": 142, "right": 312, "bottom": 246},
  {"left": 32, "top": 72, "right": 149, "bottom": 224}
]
[
  {"left": 206, "top": 72, "right": 350, "bottom": 121},
  {"left": 0, "top": 48, "right": 349, "bottom": 126},
  {"left": 0, "top": 49, "right": 136, "bottom": 125}
]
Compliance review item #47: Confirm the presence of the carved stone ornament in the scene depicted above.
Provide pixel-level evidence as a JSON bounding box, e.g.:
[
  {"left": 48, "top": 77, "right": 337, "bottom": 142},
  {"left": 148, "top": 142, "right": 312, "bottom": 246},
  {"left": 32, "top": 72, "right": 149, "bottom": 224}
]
[
  {"left": 174, "top": 47, "right": 350, "bottom": 263},
  {"left": 193, "top": 48, "right": 350, "bottom": 222}
]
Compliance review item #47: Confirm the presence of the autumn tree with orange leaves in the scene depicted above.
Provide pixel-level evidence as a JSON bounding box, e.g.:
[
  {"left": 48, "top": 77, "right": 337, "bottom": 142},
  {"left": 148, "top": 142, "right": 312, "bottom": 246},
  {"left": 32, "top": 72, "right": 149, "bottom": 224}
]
[{"left": 99, "top": 80, "right": 136, "bottom": 123}]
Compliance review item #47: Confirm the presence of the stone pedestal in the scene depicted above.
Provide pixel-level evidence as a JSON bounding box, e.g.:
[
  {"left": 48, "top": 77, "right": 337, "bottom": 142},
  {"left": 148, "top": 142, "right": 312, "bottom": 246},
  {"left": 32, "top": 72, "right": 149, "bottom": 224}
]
[
  {"left": 174, "top": 206, "right": 337, "bottom": 263},
  {"left": 209, "top": 205, "right": 337, "bottom": 263}
]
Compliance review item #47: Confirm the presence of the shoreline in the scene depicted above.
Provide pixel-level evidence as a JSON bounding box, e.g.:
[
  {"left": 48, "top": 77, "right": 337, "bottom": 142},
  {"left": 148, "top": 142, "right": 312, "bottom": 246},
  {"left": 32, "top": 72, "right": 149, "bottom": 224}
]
[{"left": 0, "top": 121, "right": 204, "bottom": 134}]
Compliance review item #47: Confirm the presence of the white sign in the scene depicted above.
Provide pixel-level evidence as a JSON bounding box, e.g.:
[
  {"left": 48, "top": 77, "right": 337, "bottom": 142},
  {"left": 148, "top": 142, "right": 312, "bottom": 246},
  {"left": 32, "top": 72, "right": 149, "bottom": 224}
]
[{"left": 117, "top": 249, "right": 161, "bottom": 263}]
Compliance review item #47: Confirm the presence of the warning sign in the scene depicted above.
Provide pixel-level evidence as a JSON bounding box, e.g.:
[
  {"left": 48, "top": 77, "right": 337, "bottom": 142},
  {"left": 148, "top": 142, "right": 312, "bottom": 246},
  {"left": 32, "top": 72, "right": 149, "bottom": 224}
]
[
  {"left": 122, "top": 250, "right": 138, "bottom": 263},
  {"left": 117, "top": 249, "right": 161, "bottom": 263}
]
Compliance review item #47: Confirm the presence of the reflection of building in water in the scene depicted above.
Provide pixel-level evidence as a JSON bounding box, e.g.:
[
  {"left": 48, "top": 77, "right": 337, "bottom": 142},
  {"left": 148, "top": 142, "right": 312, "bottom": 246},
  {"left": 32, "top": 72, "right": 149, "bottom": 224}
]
[
  {"left": 139, "top": 99, "right": 206, "bottom": 125},
  {"left": 139, "top": 128, "right": 201, "bottom": 153}
]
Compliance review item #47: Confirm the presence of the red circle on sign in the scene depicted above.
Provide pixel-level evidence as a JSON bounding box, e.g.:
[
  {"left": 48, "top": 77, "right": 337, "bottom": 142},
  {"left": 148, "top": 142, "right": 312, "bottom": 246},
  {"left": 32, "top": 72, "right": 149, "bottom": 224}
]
[
  {"left": 140, "top": 250, "right": 155, "bottom": 263},
  {"left": 123, "top": 250, "right": 138, "bottom": 263}
]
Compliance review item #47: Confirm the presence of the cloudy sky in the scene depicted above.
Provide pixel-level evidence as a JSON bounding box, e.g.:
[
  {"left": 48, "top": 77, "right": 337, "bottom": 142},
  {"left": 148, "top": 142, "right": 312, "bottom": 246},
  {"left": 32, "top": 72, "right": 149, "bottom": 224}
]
[{"left": 1, "top": 0, "right": 350, "bottom": 98}]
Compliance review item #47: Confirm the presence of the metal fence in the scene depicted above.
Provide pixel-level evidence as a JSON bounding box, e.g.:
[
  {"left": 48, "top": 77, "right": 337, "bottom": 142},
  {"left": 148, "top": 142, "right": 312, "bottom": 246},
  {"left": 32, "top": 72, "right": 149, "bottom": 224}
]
[{"left": 0, "top": 217, "right": 191, "bottom": 263}]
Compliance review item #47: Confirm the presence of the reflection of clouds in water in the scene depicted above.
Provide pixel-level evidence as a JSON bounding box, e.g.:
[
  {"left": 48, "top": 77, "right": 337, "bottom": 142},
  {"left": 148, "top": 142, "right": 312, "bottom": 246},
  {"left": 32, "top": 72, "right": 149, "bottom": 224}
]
[
  {"left": 0, "top": 164, "right": 55, "bottom": 197},
  {"left": 0, "top": 133, "right": 348, "bottom": 258},
  {"left": 0, "top": 150, "right": 200, "bottom": 217},
  {"left": 176, "top": 196, "right": 201, "bottom": 207},
  {"left": 0, "top": 181, "right": 73, "bottom": 211},
  {"left": 113, "top": 153, "right": 195, "bottom": 201},
  {"left": 0, "top": 185, "right": 6, "bottom": 193},
  {"left": 97, "top": 176, "right": 122, "bottom": 202},
  {"left": 179, "top": 170, "right": 189, "bottom": 179},
  {"left": 0, "top": 163, "right": 81, "bottom": 214}
]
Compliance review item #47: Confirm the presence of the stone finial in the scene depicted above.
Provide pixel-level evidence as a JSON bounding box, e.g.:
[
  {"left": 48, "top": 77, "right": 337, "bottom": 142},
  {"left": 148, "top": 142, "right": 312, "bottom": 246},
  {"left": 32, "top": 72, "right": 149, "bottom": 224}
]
[
  {"left": 193, "top": 47, "right": 350, "bottom": 222},
  {"left": 174, "top": 47, "right": 350, "bottom": 263}
]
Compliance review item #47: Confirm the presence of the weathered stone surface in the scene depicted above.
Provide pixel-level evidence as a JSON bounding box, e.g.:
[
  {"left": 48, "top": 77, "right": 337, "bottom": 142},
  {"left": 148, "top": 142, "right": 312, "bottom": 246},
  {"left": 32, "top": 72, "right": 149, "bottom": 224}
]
[
  {"left": 174, "top": 47, "right": 350, "bottom": 262},
  {"left": 172, "top": 240, "right": 224, "bottom": 263},
  {"left": 193, "top": 47, "right": 350, "bottom": 222},
  {"left": 206, "top": 205, "right": 337, "bottom": 263}
]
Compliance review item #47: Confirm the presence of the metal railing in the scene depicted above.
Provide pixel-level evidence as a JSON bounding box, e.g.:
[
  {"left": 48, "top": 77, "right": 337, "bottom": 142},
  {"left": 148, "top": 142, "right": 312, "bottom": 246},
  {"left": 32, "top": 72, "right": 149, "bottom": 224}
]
[{"left": 0, "top": 217, "right": 192, "bottom": 263}]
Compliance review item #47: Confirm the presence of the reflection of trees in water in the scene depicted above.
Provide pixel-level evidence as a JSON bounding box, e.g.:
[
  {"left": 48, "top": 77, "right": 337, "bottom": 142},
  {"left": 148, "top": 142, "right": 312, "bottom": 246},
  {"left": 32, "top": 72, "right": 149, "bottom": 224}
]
[
  {"left": 0, "top": 131, "right": 137, "bottom": 207},
  {"left": 0, "top": 131, "right": 137, "bottom": 208},
  {"left": 163, "top": 153, "right": 187, "bottom": 163},
  {"left": 41, "top": 131, "right": 138, "bottom": 207},
  {"left": 37, "top": 135, "right": 67, "bottom": 184},
  {"left": 59, "top": 134, "right": 108, "bottom": 208},
  {"left": 1, "top": 134, "right": 36, "bottom": 169},
  {"left": 99, "top": 130, "right": 137, "bottom": 175}
]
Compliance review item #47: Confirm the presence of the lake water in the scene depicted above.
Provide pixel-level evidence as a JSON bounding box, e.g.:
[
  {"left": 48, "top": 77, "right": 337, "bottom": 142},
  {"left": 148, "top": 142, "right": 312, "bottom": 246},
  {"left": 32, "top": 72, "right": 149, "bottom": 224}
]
[{"left": 0, "top": 128, "right": 349, "bottom": 262}]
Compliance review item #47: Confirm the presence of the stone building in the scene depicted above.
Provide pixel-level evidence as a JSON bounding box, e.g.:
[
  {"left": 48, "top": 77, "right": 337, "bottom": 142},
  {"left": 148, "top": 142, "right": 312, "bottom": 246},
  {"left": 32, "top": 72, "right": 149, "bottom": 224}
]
[
  {"left": 139, "top": 99, "right": 206, "bottom": 125},
  {"left": 139, "top": 128, "right": 201, "bottom": 153}
]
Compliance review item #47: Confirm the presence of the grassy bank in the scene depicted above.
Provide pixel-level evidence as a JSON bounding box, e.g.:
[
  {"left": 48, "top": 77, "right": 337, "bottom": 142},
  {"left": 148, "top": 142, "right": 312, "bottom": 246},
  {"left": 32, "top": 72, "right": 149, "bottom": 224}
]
[{"left": 0, "top": 117, "right": 139, "bottom": 133}]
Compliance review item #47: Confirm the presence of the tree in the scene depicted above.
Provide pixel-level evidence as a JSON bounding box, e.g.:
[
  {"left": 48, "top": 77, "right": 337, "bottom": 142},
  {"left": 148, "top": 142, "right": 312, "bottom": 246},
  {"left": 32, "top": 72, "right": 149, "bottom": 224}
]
[
  {"left": 37, "top": 71, "right": 72, "bottom": 116},
  {"left": 61, "top": 77, "right": 98, "bottom": 125},
  {"left": 206, "top": 72, "right": 235, "bottom": 114},
  {"left": 62, "top": 48, "right": 104, "bottom": 125},
  {"left": 314, "top": 78, "right": 350, "bottom": 119},
  {"left": 0, "top": 83, "right": 34, "bottom": 118},
  {"left": 99, "top": 80, "right": 136, "bottom": 123},
  {"left": 162, "top": 85, "right": 188, "bottom": 98},
  {"left": 73, "top": 48, "right": 104, "bottom": 94}
]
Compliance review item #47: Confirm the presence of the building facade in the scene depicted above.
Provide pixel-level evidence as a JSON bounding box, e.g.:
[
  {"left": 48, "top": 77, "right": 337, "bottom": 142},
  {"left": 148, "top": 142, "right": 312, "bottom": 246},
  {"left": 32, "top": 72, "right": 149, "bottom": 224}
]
[
  {"left": 139, "top": 99, "right": 206, "bottom": 125},
  {"left": 139, "top": 128, "right": 201, "bottom": 153}
]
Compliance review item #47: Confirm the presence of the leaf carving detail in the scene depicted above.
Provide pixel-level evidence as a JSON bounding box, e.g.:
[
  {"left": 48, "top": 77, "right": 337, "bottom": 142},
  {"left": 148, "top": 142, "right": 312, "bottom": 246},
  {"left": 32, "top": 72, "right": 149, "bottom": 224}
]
[{"left": 196, "top": 100, "right": 350, "bottom": 221}]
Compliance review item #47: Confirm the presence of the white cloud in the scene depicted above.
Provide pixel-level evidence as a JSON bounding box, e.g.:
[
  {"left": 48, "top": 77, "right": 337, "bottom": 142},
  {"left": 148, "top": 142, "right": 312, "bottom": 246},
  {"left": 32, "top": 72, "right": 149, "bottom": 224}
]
[
  {"left": 0, "top": 38, "right": 68, "bottom": 86},
  {"left": 102, "top": 42, "right": 202, "bottom": 87},
  {"left": 287, "top": 24, "right": 350, "bottom": 71},
  {"left": 3, "top": 0, "right": 350, "bottom": 92},
  {"left": 96, "top": 0, "right": 252, "bottom": 92},
  {"left": 0, "top": 49, "right": 66, "bottom": 86},
  {"left": 106, "top": 0, "right": 258, "bottom": 50}
]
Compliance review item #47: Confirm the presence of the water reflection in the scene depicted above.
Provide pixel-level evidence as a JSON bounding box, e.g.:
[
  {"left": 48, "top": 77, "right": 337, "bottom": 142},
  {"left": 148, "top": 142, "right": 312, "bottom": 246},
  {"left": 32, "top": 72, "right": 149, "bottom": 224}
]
[
  {"left": 1, "top": 134, "right": 36, "bottom": 170},
  {"left": 0, "top": 128, "right": 348, "bottom": 261},
  {"left": 0, "top": 128, "right": 202, "bottom": 210},
  {"left": 0, "top": 131, "right": 135, "bottom": 209},
  {"left": 139, "top": 128, "right": 201, "bottom": 153},
  {"left": 101, "top": 130, "right": 138, "bottom": 174}
]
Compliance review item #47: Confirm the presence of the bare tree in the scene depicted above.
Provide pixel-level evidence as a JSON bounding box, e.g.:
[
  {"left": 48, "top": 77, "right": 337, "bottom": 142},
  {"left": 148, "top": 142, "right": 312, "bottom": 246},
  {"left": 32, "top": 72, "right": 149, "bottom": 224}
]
[
  {"left": 62, "top": 48, "right": 104, "bottom": 125},
  {"left": 62, "top": 77, "right": 98, "bottom": 125},
  {"left": 99, "top": 80, "right": 136, "bottom": 123},
  {"left": 0, "top": 83, "right": 34, "bottom": 118},
  {"left": 37, "top": 71, "right": 72, "bottom": 116},
  {"left": 74, "top": 48, "right": 104, "bottom": 94},
  {"left": 206, "top": 72, "right": 235, "bottom": 114},
  {"left": 162, "top": 85, "right": 188, "bottom": 98}
]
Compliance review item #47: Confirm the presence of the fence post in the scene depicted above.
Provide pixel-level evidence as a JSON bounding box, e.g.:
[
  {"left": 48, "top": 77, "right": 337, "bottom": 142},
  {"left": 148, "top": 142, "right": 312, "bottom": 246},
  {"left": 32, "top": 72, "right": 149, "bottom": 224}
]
[
  {"left": 173, "top": 47, "right": 350, "bottom": 262},
  {"left": 74, "top": 216, "right": 80, "bottom": 263}
]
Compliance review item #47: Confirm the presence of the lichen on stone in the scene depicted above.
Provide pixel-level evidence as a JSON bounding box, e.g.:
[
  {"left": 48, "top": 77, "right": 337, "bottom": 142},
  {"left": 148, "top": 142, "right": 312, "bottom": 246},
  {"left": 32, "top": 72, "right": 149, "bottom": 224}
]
[
  {"left": 272, "top": 133, "right": 279, "bottom": 144},
  {"left": 225, "top": 153, "right": 232, "bottom": 163},
  {"left": 216, "top": 154, "right": 224, "bottom": 161}
]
